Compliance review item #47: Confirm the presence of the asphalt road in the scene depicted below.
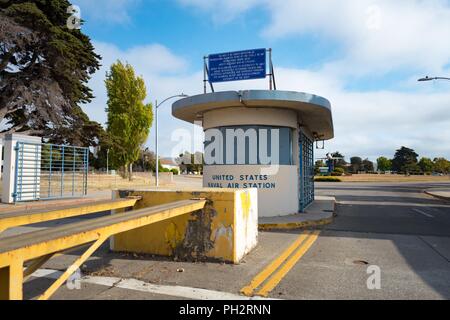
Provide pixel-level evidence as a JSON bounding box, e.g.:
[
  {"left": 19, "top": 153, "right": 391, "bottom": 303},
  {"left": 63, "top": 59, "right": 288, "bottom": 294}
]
[
  {"left": 17, "top": 181, "right": 450, "bottom": 300},
  {"left": 271, "top": 181, "right": 450, "bottom": 299}
]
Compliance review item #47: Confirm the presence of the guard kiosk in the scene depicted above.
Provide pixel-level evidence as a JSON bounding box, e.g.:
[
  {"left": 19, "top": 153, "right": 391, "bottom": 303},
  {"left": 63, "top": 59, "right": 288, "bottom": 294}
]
[{"left": 172, "top": 90, "right": 334, "bottom": 217}]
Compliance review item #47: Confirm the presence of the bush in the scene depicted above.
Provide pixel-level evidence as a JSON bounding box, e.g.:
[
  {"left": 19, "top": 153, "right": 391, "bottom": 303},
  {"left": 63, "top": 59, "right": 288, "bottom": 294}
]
[
  {"left": 333, "top": 168, "right": 345, "bottom": 176},
  {"left": 170, "top": 168, "right": 179, "bottom": 175},
  {"left": 314, "top": 176, "right": 342, "bottom": 182}
]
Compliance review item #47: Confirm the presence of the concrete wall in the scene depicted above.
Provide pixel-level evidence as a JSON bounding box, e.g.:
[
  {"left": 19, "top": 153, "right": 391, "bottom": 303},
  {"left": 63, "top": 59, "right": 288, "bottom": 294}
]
[
  {"left": 203, "top": 165, "right": 299, "bottom": 217},
  {"left": 202, "top": 107, "right": 300, "bottom": 217},
  {"left": 111, "top": 188, "right": 258, "bottom": 264}
]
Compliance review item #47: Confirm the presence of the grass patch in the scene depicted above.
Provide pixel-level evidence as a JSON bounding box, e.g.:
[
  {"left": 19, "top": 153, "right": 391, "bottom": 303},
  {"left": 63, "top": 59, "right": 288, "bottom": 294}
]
[{"left": 315, "top": 176, "right": 342, "bottom": 182}]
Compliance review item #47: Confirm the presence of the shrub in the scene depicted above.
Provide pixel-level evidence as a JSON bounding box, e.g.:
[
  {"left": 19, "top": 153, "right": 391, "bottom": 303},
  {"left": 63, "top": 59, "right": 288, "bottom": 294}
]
[
  {"left": 333, "top": 168, "right": 345, "bottom": 176},
  {"left": 170, "top": 168, "right": 179, "bottom": 175},
  {"left": 314, "top": 176, "right": 342, "bottom": 182}
]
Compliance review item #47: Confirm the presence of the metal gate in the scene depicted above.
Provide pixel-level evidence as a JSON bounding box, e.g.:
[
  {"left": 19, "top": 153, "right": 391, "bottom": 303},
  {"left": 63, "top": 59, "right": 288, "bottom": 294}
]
[
  {"left": 13, "top": 142, "right": 89, "bottom": 202},
  {"left": 299, "top": 129, "right": 314, "bottom": 212}
]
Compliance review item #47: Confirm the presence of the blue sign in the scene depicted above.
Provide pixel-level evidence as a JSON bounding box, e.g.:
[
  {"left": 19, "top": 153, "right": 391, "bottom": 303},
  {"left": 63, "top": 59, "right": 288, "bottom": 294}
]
[{"left": 208, "top": 49, "right": 266, "bottom": 83}]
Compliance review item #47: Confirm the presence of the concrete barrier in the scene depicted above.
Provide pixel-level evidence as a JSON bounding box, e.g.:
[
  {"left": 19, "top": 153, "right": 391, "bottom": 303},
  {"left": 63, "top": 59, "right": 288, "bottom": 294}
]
[{"left": 111, "top": 188, "right": 258, "bottom": 264}]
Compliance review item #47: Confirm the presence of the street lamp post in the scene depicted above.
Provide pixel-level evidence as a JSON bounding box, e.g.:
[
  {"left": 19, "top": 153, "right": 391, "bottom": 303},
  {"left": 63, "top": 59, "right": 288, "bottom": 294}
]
[
  {"left": 155, "top": 94, "right": 188, "bottom": 187},
  {"left": 106, "top": 148, "right": 109, "bottom": 175},
  {"left": 143, "top": 147, "right": 149, "bottom": 173},
  {"left": 418, "top": 76, "right": 450, "bottom": 82}
]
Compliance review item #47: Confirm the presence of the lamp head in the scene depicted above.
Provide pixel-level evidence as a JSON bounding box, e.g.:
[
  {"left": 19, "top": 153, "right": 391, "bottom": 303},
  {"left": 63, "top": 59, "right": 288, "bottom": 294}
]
[{"left": 418, "top": 76, "right": 433, "bottom": 82}]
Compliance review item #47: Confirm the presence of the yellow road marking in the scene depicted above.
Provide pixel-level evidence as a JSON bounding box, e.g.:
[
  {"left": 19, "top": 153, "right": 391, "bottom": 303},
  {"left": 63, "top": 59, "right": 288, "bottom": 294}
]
[
  {"left": 256, "top": 230, "right": 320, "bottom": 297},
  {"left": 240, "top": 231, "right": 311, "bottom": 296}
]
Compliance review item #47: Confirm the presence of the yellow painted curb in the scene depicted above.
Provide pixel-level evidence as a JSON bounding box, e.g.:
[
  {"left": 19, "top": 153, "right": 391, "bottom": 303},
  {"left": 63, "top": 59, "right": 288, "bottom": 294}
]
[{"left": 258, "top": 217, "right": 333, "bottom": 231}]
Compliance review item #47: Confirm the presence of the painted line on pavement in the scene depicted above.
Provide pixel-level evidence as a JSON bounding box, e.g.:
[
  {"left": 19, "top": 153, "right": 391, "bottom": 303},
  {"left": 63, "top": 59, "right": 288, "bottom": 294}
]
[
  {"left": 31, "top": 269, "right": 276, "bottom": 300},
  {"left": 256, "top": 230, "right": 320, "bottom": 297},
  {"left": 240, "top": 231, "right": 310, "bottom": 296},
  {"left": 337, "top": 200, "right": 450, "bottom": 209},
  {"left": 412, "top": 208, "right": 434, "bottom": 218},
  {"left": 240, "top": 231, "right": 315, "bottom": 297}
]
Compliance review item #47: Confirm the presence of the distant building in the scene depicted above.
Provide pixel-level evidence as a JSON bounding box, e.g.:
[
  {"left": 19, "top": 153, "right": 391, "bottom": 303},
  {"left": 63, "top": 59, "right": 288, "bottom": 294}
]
[{"left": 160, "top": 158, "right": 180, "bottom": 173}]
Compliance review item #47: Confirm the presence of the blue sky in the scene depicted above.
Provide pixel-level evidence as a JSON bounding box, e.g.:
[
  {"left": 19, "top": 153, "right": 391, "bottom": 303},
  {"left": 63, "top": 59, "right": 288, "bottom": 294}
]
[{"left": 75, "top": 0, "right": 450, "bottom": 162}]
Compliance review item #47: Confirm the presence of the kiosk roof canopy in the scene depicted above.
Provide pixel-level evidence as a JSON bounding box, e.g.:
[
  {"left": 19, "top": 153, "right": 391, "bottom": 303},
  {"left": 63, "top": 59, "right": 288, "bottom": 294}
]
[{"left": 172, "top": 90, "right": 334, "bottom": 140}]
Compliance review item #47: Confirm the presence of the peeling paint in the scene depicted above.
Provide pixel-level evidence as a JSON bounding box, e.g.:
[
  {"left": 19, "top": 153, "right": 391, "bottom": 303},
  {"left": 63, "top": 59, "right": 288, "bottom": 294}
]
[
  {"left": 165, "top": 222, "right": 183, "bottom": 251},
  {"left": 240, "top": 191, "right": 251, "bottom": 220},
  {"left": 112, "top": 189, "right": 258, "bottom": 264},
  {"left": 172, "top": 203, "right": 217, "bottom": 262},
  {"left": 212, "top": 224, "right": 234, "bottom": 256}
]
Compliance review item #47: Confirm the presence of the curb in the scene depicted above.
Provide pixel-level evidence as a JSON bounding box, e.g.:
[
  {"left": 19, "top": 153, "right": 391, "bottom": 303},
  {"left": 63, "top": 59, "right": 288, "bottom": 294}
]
[
  {"left": 424, "top": 190, "right": 450, "bottom": 202},
  {"left": 258, "top": 197, "right": 336, "bottom": 231},
  {"left": 258, "top": 216, "right": 334, "bottom": 231}
]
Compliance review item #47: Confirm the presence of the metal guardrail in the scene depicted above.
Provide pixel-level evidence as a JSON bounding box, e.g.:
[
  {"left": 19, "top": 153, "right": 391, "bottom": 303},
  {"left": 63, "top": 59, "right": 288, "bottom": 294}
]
[
  {"left": 13, "top": 142, "right": 89, "bottom": 202},
  {"left": 0, "top": 199, "right": 206, "bottom": 300}
]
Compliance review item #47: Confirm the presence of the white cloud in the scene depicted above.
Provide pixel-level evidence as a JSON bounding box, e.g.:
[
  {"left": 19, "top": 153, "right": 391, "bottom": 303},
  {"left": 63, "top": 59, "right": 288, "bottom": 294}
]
[
  {"left": 74, "top": 0, "right": 140, "bottom": 24},
  {"left": 82, "top": 41, "right": 203, "bottom": 156},
  {"left": 81, "top": 1, "right": 450, "bottom": 160},
  {"left": 83, "top": 41, "right": 450, "bottom": 160},
  {"left": 269, "top": 68, "right": 450, "bottom": 161},
  {"left": 178, "top": 0, "right": 450, "bottom": 75}
]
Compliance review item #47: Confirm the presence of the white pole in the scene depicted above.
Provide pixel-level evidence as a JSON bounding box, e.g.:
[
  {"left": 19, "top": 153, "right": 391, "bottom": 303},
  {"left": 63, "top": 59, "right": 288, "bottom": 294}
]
[{"left": 155, "top": 100, "right": 159, "bottom": 187}]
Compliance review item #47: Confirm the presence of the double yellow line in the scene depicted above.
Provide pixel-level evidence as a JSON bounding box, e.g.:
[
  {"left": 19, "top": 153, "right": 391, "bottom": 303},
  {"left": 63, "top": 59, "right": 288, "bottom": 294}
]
[{"left": 241, "top": 230, "right": 320, "bottom": 297}]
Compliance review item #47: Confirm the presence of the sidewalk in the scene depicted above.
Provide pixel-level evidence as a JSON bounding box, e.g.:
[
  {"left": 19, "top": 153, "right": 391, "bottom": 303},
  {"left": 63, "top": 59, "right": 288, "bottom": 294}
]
[
  {"left": 424, "top": 188, "right": 450, "bottom": 201},
  {"left": 0, "top": 191, "right": 111, "bottom": 214},
  {"left": 259, "top": 196, "right": 336, "bottom": 230}
]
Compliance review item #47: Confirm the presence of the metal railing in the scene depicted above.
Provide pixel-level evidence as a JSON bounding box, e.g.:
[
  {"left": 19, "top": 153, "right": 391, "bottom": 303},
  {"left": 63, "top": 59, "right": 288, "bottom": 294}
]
[
  {"left": 299, "top": 130, "right": 314, "bottom": 212},
  {"left": 13, "top": 142, "right": 89, "bottom": 202}
]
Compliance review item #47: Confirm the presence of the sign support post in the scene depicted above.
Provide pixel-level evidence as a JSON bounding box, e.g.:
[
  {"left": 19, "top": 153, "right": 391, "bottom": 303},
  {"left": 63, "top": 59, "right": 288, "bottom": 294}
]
[{"left": 268, "top": 48, "right": 273, "bottom": 90}]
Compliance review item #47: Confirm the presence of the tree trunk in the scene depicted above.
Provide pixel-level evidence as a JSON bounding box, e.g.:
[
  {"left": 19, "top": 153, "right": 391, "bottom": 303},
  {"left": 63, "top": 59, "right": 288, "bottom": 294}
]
[
  {"left": 129, "top": 163, "right": 133, "bottom": 181},
  {"left": 120, "top": 165, "right": 128, "bottom": 179}
]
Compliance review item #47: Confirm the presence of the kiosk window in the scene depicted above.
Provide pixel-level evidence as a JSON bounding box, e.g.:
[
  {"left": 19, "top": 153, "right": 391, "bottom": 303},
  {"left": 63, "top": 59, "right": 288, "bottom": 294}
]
[{"left": 204, "top": 125, "right": 293, "bottom": 165}]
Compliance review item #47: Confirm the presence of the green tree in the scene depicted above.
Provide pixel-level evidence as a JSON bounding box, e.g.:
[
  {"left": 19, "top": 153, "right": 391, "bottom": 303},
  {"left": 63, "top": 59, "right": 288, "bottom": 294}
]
[
  {"left": 105, "top": 61, "right": 153, "bottom": 179},
  {"left": 362, "top": 159, "right": 374, "bottom": 172},
  {"left": 418, "top": 157, "right": 434, "bottom": 174},
  {"left": 433, "top": 158, "right": 450, "bottom": 174},
  {"left": 392, "top": 147, "right": 419, "bottom": 174},
  {"left": 377, "top": 157, "right": 392, "bottom": 172},
  {"left": 350, "top": 157, "right": 362, "bottom": 173},
  {"left": 331, "top": 151, "right": 347, "bottom": 169},
  {"left": 177, "top": 151, "right": 204, "bottom": 174},
  {"left": 0, "top": 0, "right": 103, "bottom": 145}
]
